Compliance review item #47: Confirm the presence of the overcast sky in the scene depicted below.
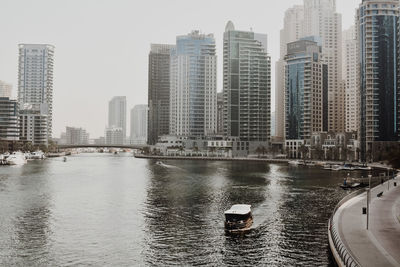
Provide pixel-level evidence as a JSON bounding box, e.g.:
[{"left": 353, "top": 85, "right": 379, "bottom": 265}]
[{"left": 0, "top": 0, "right": 360, "bottom": 138}]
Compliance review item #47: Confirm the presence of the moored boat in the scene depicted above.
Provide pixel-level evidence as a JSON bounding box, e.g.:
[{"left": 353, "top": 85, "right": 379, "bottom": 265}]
[
  {"left": 30, "top": 151, "right": 46, "bottom": 160},
  {"left": 6, "top": 152, "right": 27, "bottom": 166},
  {"left": 224, "top": 204, "right": 253, "bottom": 234}
]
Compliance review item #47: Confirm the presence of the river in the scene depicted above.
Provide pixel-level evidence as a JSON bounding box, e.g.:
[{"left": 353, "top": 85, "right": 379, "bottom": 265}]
[{"left": 0, "top": 153, "right": 372, "bottom": 266}]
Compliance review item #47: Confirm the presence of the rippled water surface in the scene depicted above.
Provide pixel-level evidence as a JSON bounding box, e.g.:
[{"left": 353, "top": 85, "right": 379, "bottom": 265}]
[{"left": 0, "top": 153, "right": 366, "bottom": 266}]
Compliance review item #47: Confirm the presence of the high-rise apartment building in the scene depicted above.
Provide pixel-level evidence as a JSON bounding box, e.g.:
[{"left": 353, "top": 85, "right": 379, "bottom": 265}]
[
  {"left": 357, "top": 0, "right": 400, "bottom": 160},
  {"left": 223, "top": 21, "right": 271, "bottom": 143},
  {"left": 303, "top": 0, "right": 344, "bottom": 133},
  {"left": 342, "top": 26, "right": 359, "bottom": 133},
  {"left": 0, "top": 81, "right": 12, "bottom": 98},
  {"left": 148, "top": 44, "right": 175, "bottom": 145},
  {"left": 285, "top": 38, "right": 327, "bottom": 142},
  {"left": 108, "top": 96, "right": 127, "bottom": 139},
  {"left": 276, "top": 5, "right": 305, "bottom": 140},
  {"left": 169, "top": 31, "right": 217, "bottom": 137},
  {"left": 65, "top": 127, "right": 89, "bottom": 145},
  {"left": 0, "top": 97, "right": 19, "bottom": 141},
  {"left": 130, "top": 105, "right": 148, "bottom": 145},
  {"left": 217, "top": 92, "right": 224, "bottom": 135},
  {"left": 18, "top": 44, "right": 54, "bottom": 144}
]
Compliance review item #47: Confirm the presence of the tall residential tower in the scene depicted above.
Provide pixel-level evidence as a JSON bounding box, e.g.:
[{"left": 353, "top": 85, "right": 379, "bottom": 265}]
[
  {"left": 169, "top": 31, "right": 217, "bottom": 137},
  {"left": 357, "top": 0, "right": 400, "bottom": 161},
  {"left": 18, "top": 44, "right": 55, "bottom": 145},
  {"left": 223, "top": 21, "right": 271, "bottom": 144},
  {"left": 147, "top": 44, "right": 175, "bottom": 145},
  {"left": 303, "top": 0, "right": 344, "bottom": 132},
  {"left": 276, "top": 5, "right": 305, "bottom": 139},
  {"left": 108, "top": 96, "right": 127, "bottom": 139}
]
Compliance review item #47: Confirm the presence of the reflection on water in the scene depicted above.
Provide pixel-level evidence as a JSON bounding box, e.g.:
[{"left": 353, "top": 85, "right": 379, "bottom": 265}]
[{"left": 1, "top": 154, "right": 370, "bottom": 266}]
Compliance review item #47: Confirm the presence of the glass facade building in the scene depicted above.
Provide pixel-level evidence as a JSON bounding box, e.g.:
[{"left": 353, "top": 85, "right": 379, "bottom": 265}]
[
  {"left": 223, "top": 21, "right": 271, "bottom": 142},
  {"left": 0, "top": 97, "right": 19, "bottom": 141},
  {"left": 169, "top": 31, "right": 217, "bottom": 137},
  {"left": 284, "top": 38, "right": 327, "bottom": 141},
  {"left": 357, "top": 0, "right": 400, "bottom": 160},
  {"left": 147, "top": 44, "right": 175, "bottom": 145}
]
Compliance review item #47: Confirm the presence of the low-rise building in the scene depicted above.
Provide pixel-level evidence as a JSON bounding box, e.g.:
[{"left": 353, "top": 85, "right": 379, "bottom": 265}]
[
  {"left": 0, "top": 97, "right": 19, "bottom": 141},
  {"left": 65, "top": 127, "right": 89, "bottom": 145},
  {"left": 19, "top": 109, "right": 48, "bottom": 146},
  {"left": 105, "top": 127, "right": 124, "bottom": 145}
]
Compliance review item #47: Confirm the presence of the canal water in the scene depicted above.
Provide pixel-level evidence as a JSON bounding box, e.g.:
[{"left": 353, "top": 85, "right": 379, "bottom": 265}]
[{"left": 0, "top": 154, "right": 370, "bottom": 266}]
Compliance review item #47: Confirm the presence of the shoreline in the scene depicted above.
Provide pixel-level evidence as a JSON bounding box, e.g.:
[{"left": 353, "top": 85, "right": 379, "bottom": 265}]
[{"left": 134, "top": 154, "right": 396, "bottom": 171}]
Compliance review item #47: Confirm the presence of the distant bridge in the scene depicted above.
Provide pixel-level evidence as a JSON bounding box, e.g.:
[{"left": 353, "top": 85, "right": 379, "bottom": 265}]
[{"left": 58, "top": 144, "right": 147, "bottom": 150}]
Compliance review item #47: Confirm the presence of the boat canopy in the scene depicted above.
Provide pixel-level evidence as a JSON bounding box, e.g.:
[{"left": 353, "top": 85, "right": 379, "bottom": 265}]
[{"left": 224, "top": 204, "right": 251, "bottom": 215}]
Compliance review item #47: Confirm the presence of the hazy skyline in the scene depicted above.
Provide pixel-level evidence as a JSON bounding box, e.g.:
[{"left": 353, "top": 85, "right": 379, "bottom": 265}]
[{"left": 0, "top": 0, "right": 360, "bottom": 138}]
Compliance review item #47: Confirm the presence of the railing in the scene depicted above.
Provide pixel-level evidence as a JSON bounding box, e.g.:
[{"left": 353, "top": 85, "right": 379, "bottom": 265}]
[{"left": 328, "top": 174, "right": 395, "bottom": 267}]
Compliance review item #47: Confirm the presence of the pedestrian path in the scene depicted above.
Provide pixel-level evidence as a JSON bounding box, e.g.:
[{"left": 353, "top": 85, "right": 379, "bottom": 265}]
[{"left": 334, "top": 177, "right": 400, "bottom": 267}]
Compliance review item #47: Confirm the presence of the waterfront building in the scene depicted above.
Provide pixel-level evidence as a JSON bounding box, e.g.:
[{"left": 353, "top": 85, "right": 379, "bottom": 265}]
[
  {"left": 105, "top": 127, "right": 124, "bottom": 145},
  {"left": 169, "top": 31, "right": 217, "bottom": 137},
  {"left": 284, "top": 38, "right": 328, "bottom": 156},
  {"left": 19, "top": 109, "right": 48, "bottom": 146},
  {"left": 223, "top": 21, "right": 271, "bottom": 147},
  {"left": 342, "top": 26, "right": 359, "bottom": 133},
  {"left": 217, "top": 92, "right": 224, "bottom": 135},
  {"left": 276, "top": 6, "right": 305, "bottom": 140},
  {"left": 108, "top": 96, "right": 127, "bottom": 139},
  {"left": 18, "top": 44, "right": 55, "bottom": 143},
  {"left": 130, "top": 105, "right": 148, "bottom": 145},
  {"left": 271, "top": 111, "right": 276, "bottom": 137},
  {"left": 357, "top": 0, "right": 400, "bottom": 161},
  {"left": 0, "top": 97, "right": 19, "bottom": 141},
  {"left": 303, "top": 0, "right": 344, "bottom": 133},
  {"left": 65, "top": 127, "right": 89, "bottom": 145},
  {"left": 0, "top": 81, "right": 12, "bottom": 98},
  {"left": 147, "top": 44, "right": 175, "bottom": 145}
]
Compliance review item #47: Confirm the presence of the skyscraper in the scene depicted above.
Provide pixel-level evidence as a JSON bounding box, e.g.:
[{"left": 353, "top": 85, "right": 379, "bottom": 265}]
[
  {"left": 217, "top": 92, "right": 224, "bottom": 135},
  {"left": 130, "top": 105, "right": 148, "bottom": 145},
  {"left": 303, "top": 0, "right": 344, "bottom": 133},
  {"left": 223, "top": 21, "right": 271, "bottom": 144},
  {"left": 169, "top": 31, "right": 217, "bottom": 137},
  {"left": 276, "top": 5, "right": 305, "bottom": 140},
  {"left": 342, "top": 26, "right": 358, "bottom": 133},
  {"left": 284, "top": 38, "right": 327, "bottom": 142},
  {"left": 357, "top": 0, "right": 400, "bottom": 160},
  {"left": 18, "top": 44, "right": 55, "bottom": 145},
  {"left": 148, "top": 44, "right": 175, "bottom": 145},
  {"left": 108, "top": 96, "right": 127, "bottom": 139},
  {"left": 0, "top": 81, "right": 12, "bottom": 98}
]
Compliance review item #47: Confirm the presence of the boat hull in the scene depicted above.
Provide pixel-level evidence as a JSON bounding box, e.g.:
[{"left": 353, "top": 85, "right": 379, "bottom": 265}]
[{"left": 225, "top": 218, "right": 253, "bottom": 234}]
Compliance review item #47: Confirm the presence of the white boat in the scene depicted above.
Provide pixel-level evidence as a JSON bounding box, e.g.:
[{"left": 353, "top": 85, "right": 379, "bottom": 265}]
[
  {"left": 224, "top": 204, "right": 253, "bottom": 234},
  {"left": 30, "top": 151, "right": 46, "bottom": 160},
  {"left": 6, "top": 152, "right": 27, "bottom": 166},
  {"left": 289, "top": 160, "right": 302, "bottom": 166}
]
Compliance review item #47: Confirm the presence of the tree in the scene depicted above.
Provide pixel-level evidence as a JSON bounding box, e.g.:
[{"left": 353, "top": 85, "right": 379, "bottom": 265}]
[
  {"left": 298, "top": 145, "right": 307, "bottom": 160},
  {"left": 23, "top": 142, "right": 34, "bottom": 152}
]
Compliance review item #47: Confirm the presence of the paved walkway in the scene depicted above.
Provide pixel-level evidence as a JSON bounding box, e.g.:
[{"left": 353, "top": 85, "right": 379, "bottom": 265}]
[{"left": 334, "top": 177, "right": 400, "bottom": 267}]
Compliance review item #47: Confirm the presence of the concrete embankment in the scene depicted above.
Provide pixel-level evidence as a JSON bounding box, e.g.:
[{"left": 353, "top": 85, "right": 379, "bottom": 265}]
[
  {"left": 134, "top": 154, "right": 290, "bottom": 164},
  {"left": 329, "top": 175, "right": 400, "bottom": 267}
]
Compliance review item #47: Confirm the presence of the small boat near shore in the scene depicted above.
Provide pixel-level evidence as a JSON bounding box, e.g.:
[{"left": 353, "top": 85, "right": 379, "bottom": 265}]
[
  {"left": 224, "top": 204, "right": 253, "bottom": 234},
  {"left": 6, "top": 152, "right": 27, "bottom": 166}
]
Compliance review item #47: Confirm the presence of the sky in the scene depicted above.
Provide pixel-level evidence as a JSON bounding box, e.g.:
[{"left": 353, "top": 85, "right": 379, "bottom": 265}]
[{"left": 0, "top": 0, "right": 360, "bottom": 138}]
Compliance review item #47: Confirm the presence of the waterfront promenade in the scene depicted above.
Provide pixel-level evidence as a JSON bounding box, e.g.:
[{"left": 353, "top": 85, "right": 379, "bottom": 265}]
[{"left": 332, "top": 176, "right": 400, "bottom": 267}]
